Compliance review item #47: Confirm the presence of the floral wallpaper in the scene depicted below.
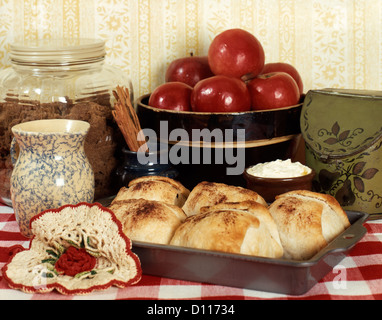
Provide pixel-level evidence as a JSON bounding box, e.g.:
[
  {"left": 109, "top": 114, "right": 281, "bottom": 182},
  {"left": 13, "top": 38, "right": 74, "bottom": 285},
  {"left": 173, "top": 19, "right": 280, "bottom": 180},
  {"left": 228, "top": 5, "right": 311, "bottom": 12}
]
[{"left": 0, "top": 0, "right": 381, "bottom": 98}]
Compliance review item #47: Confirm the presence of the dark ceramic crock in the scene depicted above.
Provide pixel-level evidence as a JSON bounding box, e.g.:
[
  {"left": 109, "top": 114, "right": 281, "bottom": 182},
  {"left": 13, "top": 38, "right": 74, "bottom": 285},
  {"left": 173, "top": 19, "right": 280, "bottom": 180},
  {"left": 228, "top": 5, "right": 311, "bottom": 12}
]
[
  {"left": 136, "top": 94, "right": 303, "bottom": 144},
  {"left": 114, "top": 146, "right": 178, "bottom": 188},
  {"left": 135, "top": 94, "right": 304, "bottom": 189}
]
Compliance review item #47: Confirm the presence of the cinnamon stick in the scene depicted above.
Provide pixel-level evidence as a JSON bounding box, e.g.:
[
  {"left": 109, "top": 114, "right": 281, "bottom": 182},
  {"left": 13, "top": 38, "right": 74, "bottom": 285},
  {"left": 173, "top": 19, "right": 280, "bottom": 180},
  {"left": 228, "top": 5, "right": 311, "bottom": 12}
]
[{"left": 112, "top": 86, "right": 148, "bottom": 152}]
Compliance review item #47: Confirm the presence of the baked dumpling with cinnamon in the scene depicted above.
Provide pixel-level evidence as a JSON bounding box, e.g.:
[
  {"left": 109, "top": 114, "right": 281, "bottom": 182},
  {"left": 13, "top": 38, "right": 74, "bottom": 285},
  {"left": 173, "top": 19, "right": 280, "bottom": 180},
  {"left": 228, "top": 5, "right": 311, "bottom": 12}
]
[
  {"left": 182, "top": 181, "right": 267, "bottom": 216},
  {"left": 268, "top": 190, "right": 351, "bottom": 260},
  {"left": 109, "top": 198, "right": 187, "bottom": 245},
  {"left": 170, "top": 201, "right": 283, "bottom": 258},
  {"left": 112, "top": 176, "right": 190, "bottom": 207}
]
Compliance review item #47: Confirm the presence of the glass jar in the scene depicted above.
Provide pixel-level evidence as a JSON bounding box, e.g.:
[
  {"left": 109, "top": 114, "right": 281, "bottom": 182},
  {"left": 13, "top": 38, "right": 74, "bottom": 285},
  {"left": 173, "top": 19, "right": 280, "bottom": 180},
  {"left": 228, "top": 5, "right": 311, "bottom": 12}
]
[{"left": 0, "top": 38, "right": 133, "bottom": 205}]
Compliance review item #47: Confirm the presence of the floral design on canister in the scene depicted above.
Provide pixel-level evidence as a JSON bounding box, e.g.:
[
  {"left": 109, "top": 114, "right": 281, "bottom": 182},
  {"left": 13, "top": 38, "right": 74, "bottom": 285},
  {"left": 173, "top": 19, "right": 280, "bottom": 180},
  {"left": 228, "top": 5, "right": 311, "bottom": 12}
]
[
  {"left": 301, "top": 89, "right": 382, "bottom": 215},
  {"left": 10, "top": 119, "right": 95, "bottom": 238}
]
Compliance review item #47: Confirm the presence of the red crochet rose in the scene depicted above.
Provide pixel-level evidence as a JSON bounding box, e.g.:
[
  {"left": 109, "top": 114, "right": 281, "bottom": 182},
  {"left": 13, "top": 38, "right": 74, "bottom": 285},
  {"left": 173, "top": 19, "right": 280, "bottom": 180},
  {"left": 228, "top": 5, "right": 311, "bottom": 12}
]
[{"left": 55, "top": 246, "right": 96, "bottom": 277}]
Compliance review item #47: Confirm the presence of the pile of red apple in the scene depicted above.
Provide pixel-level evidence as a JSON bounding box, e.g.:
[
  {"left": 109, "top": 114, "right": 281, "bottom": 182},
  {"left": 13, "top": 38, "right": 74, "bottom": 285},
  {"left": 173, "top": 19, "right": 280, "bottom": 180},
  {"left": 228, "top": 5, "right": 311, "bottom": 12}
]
[{"left": 149, "top": 28, "right": 303, "bottom": 113}]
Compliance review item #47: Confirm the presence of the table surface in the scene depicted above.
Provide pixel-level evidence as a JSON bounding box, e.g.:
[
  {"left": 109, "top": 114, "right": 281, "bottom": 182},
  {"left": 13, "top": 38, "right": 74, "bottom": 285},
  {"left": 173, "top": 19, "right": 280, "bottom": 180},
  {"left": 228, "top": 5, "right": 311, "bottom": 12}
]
[{"left": 1, "top": 203, "right": 382, "bottom": 300}]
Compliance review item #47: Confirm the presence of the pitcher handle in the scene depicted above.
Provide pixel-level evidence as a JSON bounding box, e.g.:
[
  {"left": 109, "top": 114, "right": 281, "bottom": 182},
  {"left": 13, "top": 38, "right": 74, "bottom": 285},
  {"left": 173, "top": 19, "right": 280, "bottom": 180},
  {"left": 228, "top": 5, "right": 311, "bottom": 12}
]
[{"left": 10, "top": 137, "right": 18, "bottom": 165}]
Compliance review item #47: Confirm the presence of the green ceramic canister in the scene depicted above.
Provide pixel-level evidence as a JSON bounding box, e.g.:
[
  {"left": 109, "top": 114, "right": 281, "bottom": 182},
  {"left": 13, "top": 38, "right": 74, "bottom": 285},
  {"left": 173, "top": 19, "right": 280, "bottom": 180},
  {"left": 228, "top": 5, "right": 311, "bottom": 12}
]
[{"left": 301, "top": 89, "right": 382, "bottom": 215}]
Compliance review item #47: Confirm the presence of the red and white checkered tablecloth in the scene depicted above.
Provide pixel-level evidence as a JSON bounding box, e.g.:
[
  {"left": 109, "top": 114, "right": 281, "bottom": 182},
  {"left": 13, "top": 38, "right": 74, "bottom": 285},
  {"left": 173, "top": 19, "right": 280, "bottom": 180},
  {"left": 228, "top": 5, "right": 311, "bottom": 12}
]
[{"left": 1, "top": 203, "right": 381, "bottom": 300}]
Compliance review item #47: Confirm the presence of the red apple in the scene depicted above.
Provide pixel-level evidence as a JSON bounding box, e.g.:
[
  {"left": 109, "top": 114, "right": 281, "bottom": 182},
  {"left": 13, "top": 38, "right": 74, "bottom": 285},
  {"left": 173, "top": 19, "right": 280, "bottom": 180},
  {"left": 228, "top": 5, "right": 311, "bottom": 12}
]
[
  {"left": 165, "top": 55, "right": 214, "bottom": 88},
  {"left": 208, "top": 28, "right": 265, "bottom": 80},
  {"left": 247, "top": 72, "right": 300, "bottom": 111},
  {"left": 148, "top": 82, "right": 193, "bottom": 111},
  {"left": 261, "top": 62, "right": 304, "bottom": 95},
  {"left": 191, "top": 75, "right": 251, "bottom": 113}
]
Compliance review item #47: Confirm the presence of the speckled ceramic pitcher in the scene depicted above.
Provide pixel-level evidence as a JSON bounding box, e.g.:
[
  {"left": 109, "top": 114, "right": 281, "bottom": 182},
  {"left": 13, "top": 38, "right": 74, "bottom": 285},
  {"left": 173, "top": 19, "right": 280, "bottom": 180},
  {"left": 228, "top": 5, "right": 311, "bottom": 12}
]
[{"left": 10, "top": 119, "right": 95, "bottom": 238}]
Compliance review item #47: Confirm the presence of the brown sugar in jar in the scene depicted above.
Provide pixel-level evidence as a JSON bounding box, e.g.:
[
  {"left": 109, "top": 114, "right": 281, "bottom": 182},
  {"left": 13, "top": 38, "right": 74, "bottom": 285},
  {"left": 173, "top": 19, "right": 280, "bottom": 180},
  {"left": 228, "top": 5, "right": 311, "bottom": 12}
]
[{"left": 0, "top": 39, "right": 133, "bottom": 204}]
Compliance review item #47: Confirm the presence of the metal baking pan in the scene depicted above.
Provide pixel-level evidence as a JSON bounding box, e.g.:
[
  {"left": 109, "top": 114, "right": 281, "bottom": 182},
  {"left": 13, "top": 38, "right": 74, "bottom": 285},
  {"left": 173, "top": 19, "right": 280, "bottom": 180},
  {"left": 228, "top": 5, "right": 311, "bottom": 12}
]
[{"left": 131, "top": 210, "right": 368, "bottom": 296}]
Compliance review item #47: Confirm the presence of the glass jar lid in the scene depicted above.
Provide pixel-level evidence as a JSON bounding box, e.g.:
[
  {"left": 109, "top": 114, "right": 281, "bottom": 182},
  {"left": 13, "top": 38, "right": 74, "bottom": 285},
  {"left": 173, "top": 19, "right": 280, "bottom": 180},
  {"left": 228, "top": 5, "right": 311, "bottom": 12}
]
[{"left": 9, "top": 38, "right": 106, "bottom": 66}]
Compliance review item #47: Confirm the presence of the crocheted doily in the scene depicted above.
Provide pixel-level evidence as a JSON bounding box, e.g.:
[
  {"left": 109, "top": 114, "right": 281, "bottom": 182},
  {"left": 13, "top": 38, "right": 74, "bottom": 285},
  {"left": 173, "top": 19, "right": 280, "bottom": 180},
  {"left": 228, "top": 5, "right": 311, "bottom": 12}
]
[{"left": 2, "top": 202, "right": 142, "bottom": 295}]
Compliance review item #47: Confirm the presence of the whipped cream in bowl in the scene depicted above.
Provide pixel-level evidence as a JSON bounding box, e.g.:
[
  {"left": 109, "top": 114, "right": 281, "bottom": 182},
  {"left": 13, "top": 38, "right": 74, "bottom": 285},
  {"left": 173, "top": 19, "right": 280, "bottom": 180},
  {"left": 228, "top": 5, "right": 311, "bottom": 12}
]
[
  {"left": 246, "top": 159, "right": 312, "bottom": 179},
  {"left": 243, "top": 159, "right": 315, "bottom": 203}
]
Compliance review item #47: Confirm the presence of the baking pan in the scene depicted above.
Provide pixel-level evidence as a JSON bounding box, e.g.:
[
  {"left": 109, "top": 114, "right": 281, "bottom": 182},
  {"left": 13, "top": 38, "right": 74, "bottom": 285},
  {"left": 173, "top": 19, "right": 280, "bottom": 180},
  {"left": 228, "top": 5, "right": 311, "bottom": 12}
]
[{"left": 131, "top": 210, "right": 368, "bottom": 296}]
